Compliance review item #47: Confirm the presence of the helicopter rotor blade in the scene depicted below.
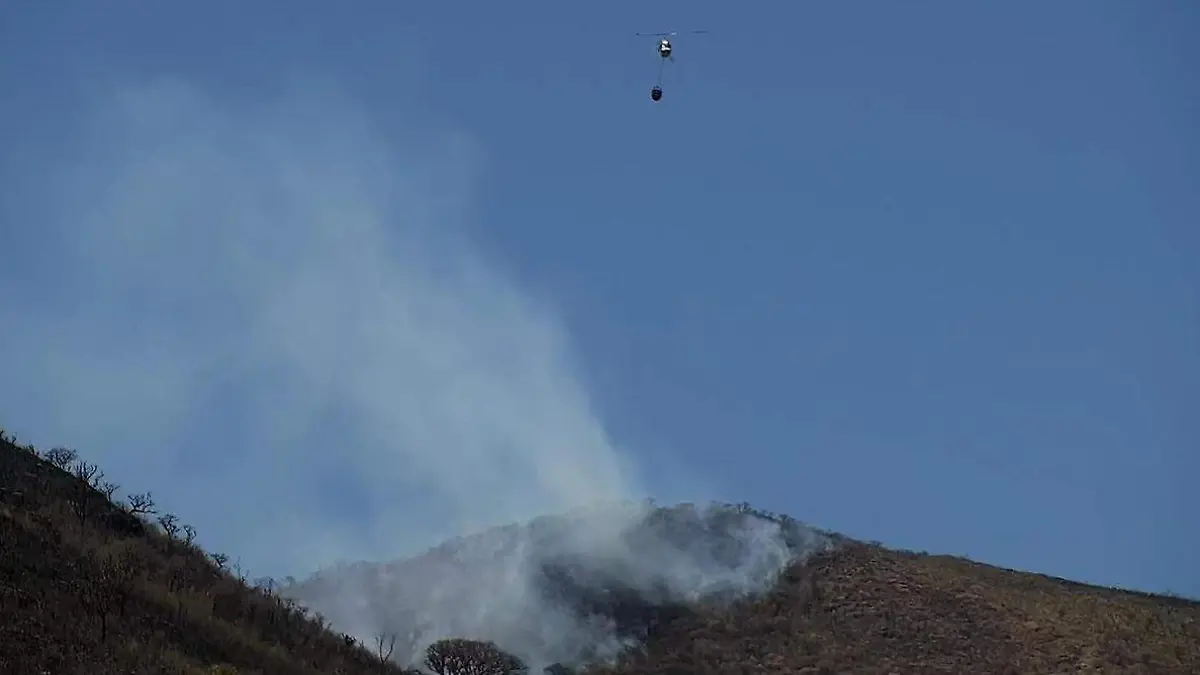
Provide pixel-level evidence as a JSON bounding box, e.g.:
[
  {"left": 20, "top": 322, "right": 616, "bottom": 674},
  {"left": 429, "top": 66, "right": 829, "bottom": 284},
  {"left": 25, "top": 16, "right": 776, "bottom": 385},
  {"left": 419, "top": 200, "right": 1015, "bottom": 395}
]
[{"left": 635, "top": 29, "right": 710, "bottom": 37}]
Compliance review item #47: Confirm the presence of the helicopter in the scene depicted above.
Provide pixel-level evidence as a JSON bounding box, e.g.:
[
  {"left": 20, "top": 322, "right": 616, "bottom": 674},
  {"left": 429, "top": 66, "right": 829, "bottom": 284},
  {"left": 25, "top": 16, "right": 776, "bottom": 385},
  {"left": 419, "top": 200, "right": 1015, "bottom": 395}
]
[{"left": 635, "top": 30, "right": 708, "bottom": 102}]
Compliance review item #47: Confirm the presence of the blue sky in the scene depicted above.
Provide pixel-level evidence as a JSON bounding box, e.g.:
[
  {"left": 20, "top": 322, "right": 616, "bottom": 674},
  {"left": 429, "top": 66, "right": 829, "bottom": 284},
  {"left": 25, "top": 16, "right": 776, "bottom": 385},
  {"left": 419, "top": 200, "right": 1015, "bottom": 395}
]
[{"left": 1, "top": 1, "right": 1196, "bottom": 598}]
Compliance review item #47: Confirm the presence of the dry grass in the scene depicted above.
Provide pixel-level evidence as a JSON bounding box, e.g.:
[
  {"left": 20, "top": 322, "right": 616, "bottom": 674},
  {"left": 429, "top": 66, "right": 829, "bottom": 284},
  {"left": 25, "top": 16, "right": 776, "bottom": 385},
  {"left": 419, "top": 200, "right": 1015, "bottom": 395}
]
[
  {"left": 4, "top": 424, "right": 1197, "bottom": 674},
  {"left": 585, "top": 541, "right": 1200, "bottom": 675},
  {"left": 0, "top": 429, "right": 413, "bottom": 675}
]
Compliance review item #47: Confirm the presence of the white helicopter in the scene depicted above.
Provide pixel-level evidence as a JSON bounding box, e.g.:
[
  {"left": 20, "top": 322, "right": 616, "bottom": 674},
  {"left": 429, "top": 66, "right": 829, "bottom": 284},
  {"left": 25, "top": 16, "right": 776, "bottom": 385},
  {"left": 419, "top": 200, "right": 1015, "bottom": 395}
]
[{"left": 635, "top": 29, "right": 709, "bottom": 102}]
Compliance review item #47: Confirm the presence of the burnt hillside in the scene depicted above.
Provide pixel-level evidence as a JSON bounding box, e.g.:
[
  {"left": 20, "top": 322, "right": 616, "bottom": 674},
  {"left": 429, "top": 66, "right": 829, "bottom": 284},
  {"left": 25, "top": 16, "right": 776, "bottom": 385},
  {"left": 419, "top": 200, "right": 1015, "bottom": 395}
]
[
  {"left": 584, "top": 542, "right": 1200, "bottom": 675},
  {"left": 0, "top": 427, "right": 414, "bottom": 675},
  {"left": 285, "top": 501, "right": 1200, "bottom": 675},
  {"left": 283, "top": 500, "right": 844, "bottom": 670},
  {"left": 4, "top": 425, "right": 1197, "bottom": 675}
]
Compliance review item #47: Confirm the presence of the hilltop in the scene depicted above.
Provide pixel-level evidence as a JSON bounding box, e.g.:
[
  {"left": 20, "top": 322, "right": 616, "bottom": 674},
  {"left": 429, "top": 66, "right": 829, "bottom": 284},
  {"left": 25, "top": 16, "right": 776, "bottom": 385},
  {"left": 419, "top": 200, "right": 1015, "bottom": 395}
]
[
  {"left": 3, "top": 428, "right": 1198, "bottom": 674},
  {"left": 283, "top": 499, "right": 846, "bottom": 668},
  {"left": 286, "top": 503, "right": 1200, "bottom": 675}
]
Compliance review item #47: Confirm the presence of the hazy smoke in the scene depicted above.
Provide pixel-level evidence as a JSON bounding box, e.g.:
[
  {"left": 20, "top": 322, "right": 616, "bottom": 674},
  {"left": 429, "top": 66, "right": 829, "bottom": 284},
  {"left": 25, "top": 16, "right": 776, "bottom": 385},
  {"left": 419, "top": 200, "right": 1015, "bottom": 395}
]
[
  {"left": 0, "top": 75, "right": 642, "bottom": 576},
  {"left": 0, "top": 74, "right": 831, "bottom": 670},
  {"left": 289, "top": 501, "right": 835, "bottom": 670}
]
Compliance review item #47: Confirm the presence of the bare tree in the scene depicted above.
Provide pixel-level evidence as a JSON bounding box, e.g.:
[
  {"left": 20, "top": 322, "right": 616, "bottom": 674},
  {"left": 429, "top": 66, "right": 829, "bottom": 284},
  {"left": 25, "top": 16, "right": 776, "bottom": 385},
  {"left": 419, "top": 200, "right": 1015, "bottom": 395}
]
[
  {"left": 82, "top": 559, "right": 116, "bottom": 643},
  {"left": 73, "top": 460, "right": 103, "bottom": 487},
  {"left": 68, "top": 487, "right": 92, "bottom": 528},
  {"left": 45, "top": 446, "right": 78, "bottom": 470},
  {"left": 375, "top": 632, "right": 397, "bottom": 664},
  {"left": 378, "top": 606, "right": 431, "bottom": 665},
  {"left": 165, "top": 562, "right": 191, "bottom": 623},
  {"left": 126, "top": 491, "right": 156, "bottom": 515},
  {"left": 211, "top": 552, "right": 229, "bottom": 570},
  {"left": 158, "top": 513, "right": 180, "bottom": 538},
  {"left": 109, "top": 546, "right": 141, "bottom": 617},
  {"left": 232, "top": 556, "right": 247, "bottom": 583},
  {"left": 66, "top": 462, "right": 107, "bottom": 529},
  {"left": 99, "top": 480, "right": 120, "bottom": 500},
  {"left": 425, "top": 638, "right": 527, "bottom": 675},
  {"left": 83, "top": 546, "right": 139, "bottom": 643},
  {"left": 182, "top": 523, "right": 197, "bottom": 546},
  {"left": 66, "top": 465, "right": 95, "bottom": 528}
]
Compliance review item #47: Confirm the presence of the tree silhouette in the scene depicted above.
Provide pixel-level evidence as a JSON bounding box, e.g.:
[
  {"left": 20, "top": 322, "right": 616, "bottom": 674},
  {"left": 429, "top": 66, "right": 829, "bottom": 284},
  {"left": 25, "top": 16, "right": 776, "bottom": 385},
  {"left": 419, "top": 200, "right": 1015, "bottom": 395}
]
[{"left": 424, "top": 638, "right": 527, "bottom": 675}]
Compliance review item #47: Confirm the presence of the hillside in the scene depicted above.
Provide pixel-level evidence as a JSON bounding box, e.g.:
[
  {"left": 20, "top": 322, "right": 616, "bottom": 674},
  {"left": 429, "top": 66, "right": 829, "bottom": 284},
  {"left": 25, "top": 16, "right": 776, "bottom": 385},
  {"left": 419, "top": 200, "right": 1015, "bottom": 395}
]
[
  {"left": 3, "top": 428, "right": 1198, "bottom": 674},
  {"left": 584, "top": 541, "right": 1200, "bottom": 675},
  {"left": 287, "top": 506, "right": 1200, "bottom": 675},
  {"left": 283, "top": 499, "right": 846, "bottom": 669},
  {"left": 0, "top": 428, "right": 414, "bottom": 675}
]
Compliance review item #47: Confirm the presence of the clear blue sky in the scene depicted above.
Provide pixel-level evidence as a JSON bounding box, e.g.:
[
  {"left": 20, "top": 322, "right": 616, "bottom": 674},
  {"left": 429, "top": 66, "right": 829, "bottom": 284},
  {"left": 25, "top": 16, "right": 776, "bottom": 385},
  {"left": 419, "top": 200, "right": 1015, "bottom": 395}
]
[{"left": 1, "top": 1, "right": 1196, "bottom": 597}]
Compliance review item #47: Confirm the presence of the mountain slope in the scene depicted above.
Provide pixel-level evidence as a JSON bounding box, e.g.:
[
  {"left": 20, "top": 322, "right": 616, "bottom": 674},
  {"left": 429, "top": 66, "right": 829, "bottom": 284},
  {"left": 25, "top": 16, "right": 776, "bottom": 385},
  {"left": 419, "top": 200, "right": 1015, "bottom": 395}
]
[
  {"left": 0, "top": 428, "right": 413, "bottom": 675},
  {"left": 288, "top": 504, "right": 1200, "bottom": 675},
  {"left": 584, "top": 541, "right": 1200, "bottom": 675},
  {"left": 4, "top": 426, "right": 1197, "bottom": 674},
  {"left": 284, "top": 500, "right": 844, "bottom": 670}
]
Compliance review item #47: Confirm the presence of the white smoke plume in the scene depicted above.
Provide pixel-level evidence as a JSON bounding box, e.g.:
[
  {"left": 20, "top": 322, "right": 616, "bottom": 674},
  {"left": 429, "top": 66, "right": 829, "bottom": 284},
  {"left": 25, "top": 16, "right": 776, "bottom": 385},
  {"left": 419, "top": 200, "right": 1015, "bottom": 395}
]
[
  {"left": 0, "top": 75, "right": 643, "bottom": 576},
  {"left": 0, "top": 75, "right": 833, "bottom": 672},
  {"left": 289, "top": 501, "right": 835, "bottom": 670}
]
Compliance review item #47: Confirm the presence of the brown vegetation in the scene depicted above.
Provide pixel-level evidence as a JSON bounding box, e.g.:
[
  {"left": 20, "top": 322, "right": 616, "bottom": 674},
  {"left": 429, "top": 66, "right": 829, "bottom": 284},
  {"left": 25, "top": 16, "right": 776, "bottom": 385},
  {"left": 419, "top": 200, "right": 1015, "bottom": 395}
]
[
  {"left": 583, "top": 542, "right": 1200, "bottom": 675},
  {"left": 3, "top": 425, "right": 1197, "bottom": 674},
  {"left": 0, "top": 428, "right": 416, "bottom": 675}
]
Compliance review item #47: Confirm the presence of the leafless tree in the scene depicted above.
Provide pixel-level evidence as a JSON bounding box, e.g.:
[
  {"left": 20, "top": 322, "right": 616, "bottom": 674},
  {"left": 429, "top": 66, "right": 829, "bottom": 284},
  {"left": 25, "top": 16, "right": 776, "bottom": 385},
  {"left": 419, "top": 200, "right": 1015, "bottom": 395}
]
[
  {"left": 99, "top": 480, "right": 120, "bottom": 500},
  {"left": 68, "top": 488, "right": 92, "bottom": 528},
  {"left": 83, "top": 546, "right": 138, "bottom": 643},
  {"left": 68, "top": 491, "right": 90, "bottom": 528},
  {"left": 73, "top": 460, "right": 103, "bottom": 487},
  {"left": 126, "top": 491, "right": 156, "bottom": 515},
  {"left": 45, "top": 446, "right": 78, "bottom": 470},
  {"left": 425, "top": 638, "right": 527, "bottom": 675},
  {"left": 67, "top": 462, "right": 105, "bottom": 528},
  {"left": 375, "top": 631, "right": 397, "bottom": 664},
  {"left": 158, "top": 513, "right": 180, "bottom": 538}
]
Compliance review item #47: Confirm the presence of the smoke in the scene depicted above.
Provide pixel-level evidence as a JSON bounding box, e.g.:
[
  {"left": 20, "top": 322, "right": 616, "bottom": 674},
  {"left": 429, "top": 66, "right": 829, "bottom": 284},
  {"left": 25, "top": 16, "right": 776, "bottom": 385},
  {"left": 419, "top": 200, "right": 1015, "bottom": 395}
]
[
  {"left": 0, "top": 75, "right": 642, "bottom": 576},
  {"left": 289, "top": 501, "right": 835, "bottom": 670},
  {"left": 0, "top": 74, "right": 833, "bottom": 670}
]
